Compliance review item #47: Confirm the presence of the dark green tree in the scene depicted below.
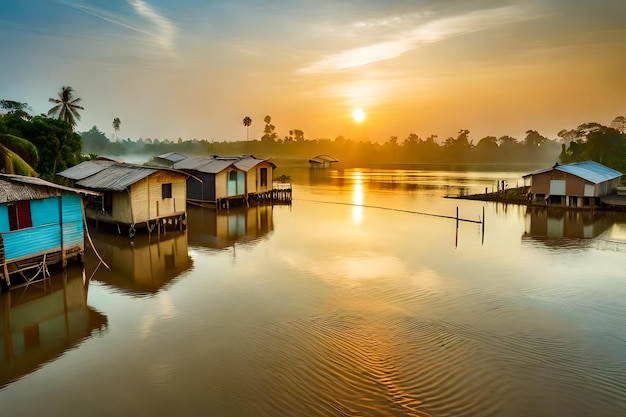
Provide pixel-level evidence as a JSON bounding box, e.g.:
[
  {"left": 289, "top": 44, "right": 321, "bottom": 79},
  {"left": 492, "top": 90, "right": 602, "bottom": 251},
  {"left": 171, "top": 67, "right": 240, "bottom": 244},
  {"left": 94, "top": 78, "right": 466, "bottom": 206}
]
[
  {"left": 48, "top": 86, "right": 84, "bottom": 128},
  {"left": 81, "top": 126, "right": 110, "bottom": 154},
  {"left": 243, "top": 116, "right": 252, "bottom": 140},
  {"left": 113, "top": 117, "right": 121, "bottom": 141},
  {"left": 261, "top": 115, "right": 278, "bottom": 143}
]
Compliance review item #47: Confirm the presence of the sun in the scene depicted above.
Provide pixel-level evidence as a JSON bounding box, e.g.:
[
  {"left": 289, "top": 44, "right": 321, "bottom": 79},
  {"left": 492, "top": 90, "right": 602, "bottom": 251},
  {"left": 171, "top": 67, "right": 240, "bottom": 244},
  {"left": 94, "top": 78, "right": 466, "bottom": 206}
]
[{"left": 352, "top": 108, "right": 366, "bottom": 123}]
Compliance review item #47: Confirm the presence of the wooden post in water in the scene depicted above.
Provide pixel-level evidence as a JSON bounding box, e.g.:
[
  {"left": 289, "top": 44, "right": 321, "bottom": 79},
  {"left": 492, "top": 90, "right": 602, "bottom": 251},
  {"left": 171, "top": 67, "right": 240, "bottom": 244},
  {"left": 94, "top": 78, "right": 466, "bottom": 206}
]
[
  {"left": 456, "top": 207, "right": 459, "bottom": 229},
  {"left": 482, "top": 206, "right": 485, "bottom": 244}
]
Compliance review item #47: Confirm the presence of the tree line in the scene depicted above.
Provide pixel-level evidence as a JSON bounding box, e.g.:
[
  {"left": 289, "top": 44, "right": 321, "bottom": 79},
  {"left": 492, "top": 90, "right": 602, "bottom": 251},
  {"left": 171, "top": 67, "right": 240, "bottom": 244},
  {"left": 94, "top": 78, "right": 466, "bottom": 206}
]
[
  {"left": 81, "top": 115, "right": 626, "bottom": 171},
  {"left": 2, "top": 89, "right": 626, "bottom": 178}
]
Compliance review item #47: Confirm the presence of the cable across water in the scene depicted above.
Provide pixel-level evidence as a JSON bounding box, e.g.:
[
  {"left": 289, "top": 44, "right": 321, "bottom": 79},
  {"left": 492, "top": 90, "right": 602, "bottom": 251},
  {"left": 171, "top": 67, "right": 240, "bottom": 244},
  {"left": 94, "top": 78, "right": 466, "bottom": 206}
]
[{"left": 293, "top": 198, "right": 483, "bottom": 224}]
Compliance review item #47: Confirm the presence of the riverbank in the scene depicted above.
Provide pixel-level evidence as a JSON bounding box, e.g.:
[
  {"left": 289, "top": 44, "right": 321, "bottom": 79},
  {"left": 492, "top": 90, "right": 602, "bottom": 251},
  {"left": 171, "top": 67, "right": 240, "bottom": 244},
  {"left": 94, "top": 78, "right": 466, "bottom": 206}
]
[
  {"left": 447, "top": 186, "right": 530, "bottom": 205},
  {"left": 449, "top": 186, "right": 626, "bottom": 211}
]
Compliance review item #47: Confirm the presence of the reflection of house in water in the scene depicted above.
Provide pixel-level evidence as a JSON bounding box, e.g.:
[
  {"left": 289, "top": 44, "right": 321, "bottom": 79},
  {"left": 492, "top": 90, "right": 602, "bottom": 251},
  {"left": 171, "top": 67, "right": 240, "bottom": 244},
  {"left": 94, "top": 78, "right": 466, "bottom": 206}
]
[
  {"left": 523, "top": 207, "right": 616, "bottom": 240},
  {"left": 0, "top": 266, "right": 107, "bottom": 388},
  {"left": 186, "top": 205, "right": 274, "bottom": 250},
  {"left": 89, "top": 230, "right": 192, "bottom": 295}
]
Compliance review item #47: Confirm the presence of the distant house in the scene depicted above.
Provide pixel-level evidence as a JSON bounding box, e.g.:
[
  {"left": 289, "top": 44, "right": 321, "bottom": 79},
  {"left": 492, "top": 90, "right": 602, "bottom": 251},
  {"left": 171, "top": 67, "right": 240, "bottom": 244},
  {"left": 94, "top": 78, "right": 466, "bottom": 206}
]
[
  {"left": 309, "top": 154, "right": 338, "bottom": 168},
  {"left": 0, "top": 174, "right": 98, "bottom": 289},
  {"left": 154, "top": 153, "right": 278, "bottom": 207},
  {"left": 523, "top": 161, "right": 622, "bottom": 208},
  {"left": 57, "top": 160, "right": 188, "bottom": 235}
]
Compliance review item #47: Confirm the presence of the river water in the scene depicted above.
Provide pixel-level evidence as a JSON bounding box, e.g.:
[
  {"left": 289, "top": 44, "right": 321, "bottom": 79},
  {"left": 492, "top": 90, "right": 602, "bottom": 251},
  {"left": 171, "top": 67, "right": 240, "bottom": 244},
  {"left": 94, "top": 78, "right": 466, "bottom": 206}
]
[{"left": 1, "top": 166, "right": 625, "bottom": 417}]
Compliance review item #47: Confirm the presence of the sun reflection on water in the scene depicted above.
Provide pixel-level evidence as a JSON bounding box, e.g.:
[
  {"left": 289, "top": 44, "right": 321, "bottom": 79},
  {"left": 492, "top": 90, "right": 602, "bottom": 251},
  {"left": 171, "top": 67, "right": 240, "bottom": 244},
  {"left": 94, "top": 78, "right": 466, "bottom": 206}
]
[{"left": 352, "top": 171, "right": 364, "bottom": 224}]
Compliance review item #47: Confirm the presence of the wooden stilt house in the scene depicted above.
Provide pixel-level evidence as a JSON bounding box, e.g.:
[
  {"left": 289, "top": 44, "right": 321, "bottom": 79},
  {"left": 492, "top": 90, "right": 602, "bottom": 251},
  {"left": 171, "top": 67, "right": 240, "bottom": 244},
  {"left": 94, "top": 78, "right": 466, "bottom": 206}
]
[
  {"left": 0, "top": 174, "right": 99, "bottom": 289},
  {"left": 57, "top": 160, "right": 188, "bottom": 236},
  {"left": 153, "top": 154, "right": 280, "bottom": 207}
]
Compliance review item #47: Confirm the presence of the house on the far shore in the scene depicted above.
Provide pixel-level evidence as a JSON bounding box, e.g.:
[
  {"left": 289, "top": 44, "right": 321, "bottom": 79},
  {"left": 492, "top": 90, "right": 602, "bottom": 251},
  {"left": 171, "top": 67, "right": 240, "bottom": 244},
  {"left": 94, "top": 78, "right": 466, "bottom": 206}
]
[
  {"left": 309, "top": 154, "right": 338, "bottom": 169},
  {"left": 523, "top": 161, "right": 623, "bottom": 208},
  {"left": 57, "top": 159, "right": 188, "bottom": 236}
]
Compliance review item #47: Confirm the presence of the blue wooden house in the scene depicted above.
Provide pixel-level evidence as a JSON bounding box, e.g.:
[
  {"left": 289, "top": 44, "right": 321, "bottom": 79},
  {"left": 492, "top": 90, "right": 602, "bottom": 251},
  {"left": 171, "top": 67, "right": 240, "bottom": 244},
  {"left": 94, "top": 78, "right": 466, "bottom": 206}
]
[{"left": 0, "top": 174, "right": 98, "bottom": 289}]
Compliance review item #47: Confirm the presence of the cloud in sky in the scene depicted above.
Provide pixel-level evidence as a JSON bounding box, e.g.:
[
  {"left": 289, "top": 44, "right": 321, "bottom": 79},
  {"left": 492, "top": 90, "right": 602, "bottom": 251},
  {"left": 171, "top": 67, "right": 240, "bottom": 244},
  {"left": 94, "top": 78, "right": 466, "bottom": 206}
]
[
  {"left": 1, "top": 0, "right": 625, "bottom": 143},
  {"left": 300, "top": 5, "right": 537, "bottom": 73},
  {"left": 68, "top": 0, "right": 177, "bottom": 50}
]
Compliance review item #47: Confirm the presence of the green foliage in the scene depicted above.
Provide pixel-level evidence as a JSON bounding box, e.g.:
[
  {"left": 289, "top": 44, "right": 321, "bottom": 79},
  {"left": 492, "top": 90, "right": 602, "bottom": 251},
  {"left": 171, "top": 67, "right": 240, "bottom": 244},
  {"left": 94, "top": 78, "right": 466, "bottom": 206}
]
[
  {"left": 0, "top": 110, "right": 82, "bottom": 179},
  {"left": 82, "top": 126, "right": 110, "bottom": 154},
  {"left": 560, "top": 123, "right": 626, "bottom": 172},
  {"left": 70, "top": 117, "right": 625, "bottom": 170},
  {"left": 0, "top": 133, "right": 38, "bottom": 167},
  {"left": 0, "top": 144, "right": 38, "bottom": 176}
]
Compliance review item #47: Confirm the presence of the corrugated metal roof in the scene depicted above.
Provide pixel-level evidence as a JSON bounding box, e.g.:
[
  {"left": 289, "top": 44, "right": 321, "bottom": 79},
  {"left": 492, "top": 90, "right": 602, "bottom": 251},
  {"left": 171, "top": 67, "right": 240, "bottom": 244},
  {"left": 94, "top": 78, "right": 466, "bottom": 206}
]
[
  {"left": 172, "top": 156, "right": 211, "bottom": 170},
  {"left": 233, "top": 156, "right": 275, "bottom": 171},
  {"left": 75, "top": 165, "right": 157, "bottom": 191},
  {"left": 57, "top": 160, "right": 115, "bottom": 180},
  {"left": 555, "top": 161, "right": 622, "bottom": 183},
  {"left": 174, "top": 157, "right": 235, "bottom": 174},
  {"left": 157, "top": 152, "right": 188, "bottom": 163},
  {"left": 173, "top": 155, "right": 274, "bottom": 173},
  {"left": 525, "top": 161, "right": 622, "bottom": 184},
  {"left": 0, "top": 174, "right": 98, "bottom": 204}
]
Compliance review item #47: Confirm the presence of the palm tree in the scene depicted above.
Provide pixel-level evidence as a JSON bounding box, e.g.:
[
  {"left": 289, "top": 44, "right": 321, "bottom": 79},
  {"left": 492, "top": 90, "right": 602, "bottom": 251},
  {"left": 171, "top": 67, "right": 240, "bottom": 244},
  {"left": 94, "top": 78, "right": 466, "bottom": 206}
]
[
  {"left": 243, "top": 116, "right": 252, "bottom": 140},
  {"left": 48, "top": 86, "right": 84, "bottom": 128},
  {"left": 113, "top": 117, "right": 121, "bottom": 141}
]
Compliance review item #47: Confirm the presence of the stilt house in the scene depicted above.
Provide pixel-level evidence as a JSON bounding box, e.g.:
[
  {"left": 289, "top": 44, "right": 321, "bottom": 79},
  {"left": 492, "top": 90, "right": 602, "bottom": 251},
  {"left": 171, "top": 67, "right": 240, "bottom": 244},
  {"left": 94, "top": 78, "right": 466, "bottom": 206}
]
[
  {"left": 154, "top": 154, "right": 276, "bottom": 206},
  {"left": 0, "top": 174, "right": 98, "bottom": 288},
  {"left": 524, "top": 161, "right": 622, "bottom": 208},
  {"left": 57, "top": 160, "right": 188, "bottom": 235}
]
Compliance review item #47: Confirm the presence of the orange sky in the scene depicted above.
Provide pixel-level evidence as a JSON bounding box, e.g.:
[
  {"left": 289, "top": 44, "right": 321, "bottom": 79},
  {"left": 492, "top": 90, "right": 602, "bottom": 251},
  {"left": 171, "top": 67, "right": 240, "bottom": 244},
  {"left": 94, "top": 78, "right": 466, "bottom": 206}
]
[{"left": 2, "top": 1, "right": 625, "bottom": 143}]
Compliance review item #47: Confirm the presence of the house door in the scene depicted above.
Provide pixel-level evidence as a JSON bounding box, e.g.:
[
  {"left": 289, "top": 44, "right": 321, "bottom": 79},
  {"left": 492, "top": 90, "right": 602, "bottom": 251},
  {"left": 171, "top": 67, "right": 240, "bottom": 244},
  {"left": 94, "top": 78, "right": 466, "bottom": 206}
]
[
  {"left": 228, "top": 171, "right": 237, "bottom": 196},
  {"left": 237, "top": 171, "right": 245, "bottom": 194},
  {"left": 228, "top": 171, "right": 246, "bottom": 196}
]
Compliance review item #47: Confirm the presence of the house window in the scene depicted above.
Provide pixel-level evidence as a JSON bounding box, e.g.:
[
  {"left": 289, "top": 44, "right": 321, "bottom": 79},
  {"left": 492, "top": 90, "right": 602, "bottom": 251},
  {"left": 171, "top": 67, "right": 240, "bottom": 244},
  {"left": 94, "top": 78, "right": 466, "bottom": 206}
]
[
  {"left": 229, "top": 171, "right": 237, "bottom": 181},
  {"left": 260, "top": 167, "right": 268, "bottom": 187},
  {"left": 162, "top": 183, "right": 172, "bottom": 199},
  {"left": 8, "top": 200, "right": 33, "bottom": 231}
]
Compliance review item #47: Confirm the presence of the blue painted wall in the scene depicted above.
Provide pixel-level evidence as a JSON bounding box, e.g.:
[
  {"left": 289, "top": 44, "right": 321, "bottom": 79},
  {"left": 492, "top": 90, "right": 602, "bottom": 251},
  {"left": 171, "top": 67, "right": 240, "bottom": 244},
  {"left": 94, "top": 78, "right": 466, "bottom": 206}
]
[
  {"left": 0, "top": 206, "right": 8, "bottom": 232},
  {"left": 1, "top": 194, "right": 85, "bottom": 262}
]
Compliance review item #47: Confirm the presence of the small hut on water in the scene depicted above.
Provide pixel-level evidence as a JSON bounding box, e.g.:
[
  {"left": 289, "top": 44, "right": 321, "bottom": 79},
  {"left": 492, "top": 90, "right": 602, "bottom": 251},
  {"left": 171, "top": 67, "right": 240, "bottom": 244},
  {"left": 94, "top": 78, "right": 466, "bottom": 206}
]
[
  {"left": 0, "top": 174, "right": 98, "bottom": 289},
  {"left": 309, "top": 154, "right": 338, "bottom": 169},
  {"left": 57, "top": 159, "right": 188, "bottom": 236}
]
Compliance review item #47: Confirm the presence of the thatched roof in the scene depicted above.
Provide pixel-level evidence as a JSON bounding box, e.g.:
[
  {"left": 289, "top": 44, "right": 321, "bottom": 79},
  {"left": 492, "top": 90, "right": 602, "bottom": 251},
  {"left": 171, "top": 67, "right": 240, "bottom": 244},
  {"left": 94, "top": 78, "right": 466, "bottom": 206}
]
[{"left": 0, "top": 174, "right": 99, "bottom": 204}]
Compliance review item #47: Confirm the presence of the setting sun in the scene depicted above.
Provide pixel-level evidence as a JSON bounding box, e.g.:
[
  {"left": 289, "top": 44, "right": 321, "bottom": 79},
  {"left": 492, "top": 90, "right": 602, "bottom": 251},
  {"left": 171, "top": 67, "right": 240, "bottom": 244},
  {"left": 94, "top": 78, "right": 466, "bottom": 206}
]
[{"left": 352, "top": 108, "right": 366, "bottom": 123}]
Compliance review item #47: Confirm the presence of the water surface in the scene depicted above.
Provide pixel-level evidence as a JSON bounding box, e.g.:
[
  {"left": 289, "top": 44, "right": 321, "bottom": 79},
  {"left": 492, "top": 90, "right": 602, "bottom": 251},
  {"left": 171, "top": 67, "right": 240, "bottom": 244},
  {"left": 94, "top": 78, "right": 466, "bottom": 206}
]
[{"left": 1, "top": 167, "right": 625, "bottom": 417}]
